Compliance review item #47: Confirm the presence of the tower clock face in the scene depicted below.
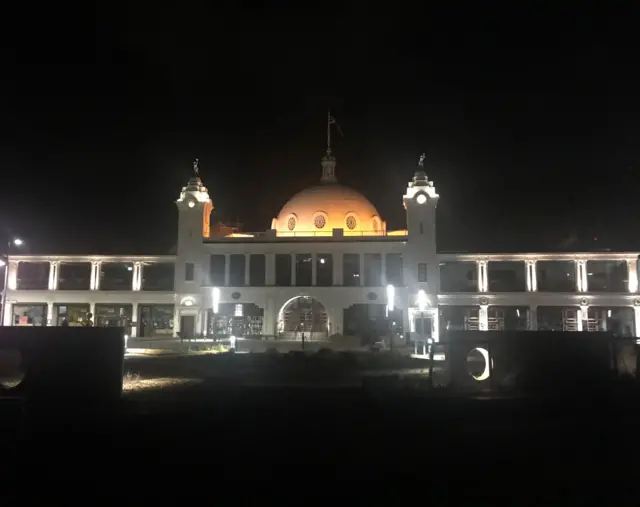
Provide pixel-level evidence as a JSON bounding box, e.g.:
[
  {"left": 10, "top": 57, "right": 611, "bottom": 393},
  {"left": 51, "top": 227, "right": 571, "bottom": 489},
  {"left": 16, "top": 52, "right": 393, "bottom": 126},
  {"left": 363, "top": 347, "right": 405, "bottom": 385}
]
[{"left": 187, "top": 199, "right": 196, "bottom": 208}]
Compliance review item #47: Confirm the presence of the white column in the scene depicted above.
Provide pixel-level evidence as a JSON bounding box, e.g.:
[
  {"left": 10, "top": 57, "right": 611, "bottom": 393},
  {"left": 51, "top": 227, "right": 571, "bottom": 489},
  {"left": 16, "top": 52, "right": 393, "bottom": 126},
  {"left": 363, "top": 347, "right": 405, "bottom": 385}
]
[
  {"left": 628, "top": 259, "right": 638, "bottom": 293},
  {"left": 132, "top": 262, "right": 142, "bottom": 291},
  {"left": 477, "top": 261, "right": 488, "bottom": 292},
  {"left": 3, "top": 301, "right": 12, "bottom": 326},
  {"left": 359, "top": 254, "right": 365, "bottom": 286},
  {"left": 634, "top": 306, "right": 640, "bottom": 338},
  {"left": 333, "top": 253, "right": 343, "bottom": 286},
  {"left": 202, "top": 308, "right": 209, "bottom": 337},
  {"left": 90, "top": 261, "right": 101, "bottom": 290},
  {"left": 224, "top": 254, "right": 230, "bottom": 286},
  {"left": 577, "top": 305, "right": 588, "bottom": 331},
  {"left": 244, "top": 254, "right": 250, "bottom": 286},
  {"left": 89, "top": 302, "right": 96, "bottom": 320},
  {"left": 7, "top": 261, "right": 18, "bottom": 290},
  {"left": 529, "top": 306, "right": 538, "bottom": 330},
  {"left": 173, "top": 307, "right": 180, "bottom": 337},
  {"left": 526, "top": 260, "right": 537, "bottom": 292},
  {"left": 265, "top": 253, "right": 275, "bottom": 286},
  {"left": 381, "top": 253, "right": 387, "bottom": 286},
  {"left": 290, "top": 254, "right": 296, "bottom": 286},
  {"left": 576, "top": 260, "right": 588, "bottom": 293},
  {"left": 131, "top": 302, "right": 139, "bottom": 337},
  {"left": 311, "top": 253, "right": 317, "bottom": 286},
  {"left": 46, "top": 302, "right": 54, "bottom": 326},
  {"left": 431, "top": 309, "right": 440, "bottom": 342},
  {"left": 48, "top": 261, "right": 59, "bottom": 290},
  {"left": 479, "top": 304, "right": 488, "bottom": 331}
]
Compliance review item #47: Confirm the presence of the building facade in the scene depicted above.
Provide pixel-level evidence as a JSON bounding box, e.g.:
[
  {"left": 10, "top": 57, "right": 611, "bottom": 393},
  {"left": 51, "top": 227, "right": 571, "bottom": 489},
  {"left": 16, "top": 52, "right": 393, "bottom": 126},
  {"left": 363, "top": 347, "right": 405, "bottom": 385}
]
[{"left": 3, "top": 150, "right": 640, "bottom": 342}]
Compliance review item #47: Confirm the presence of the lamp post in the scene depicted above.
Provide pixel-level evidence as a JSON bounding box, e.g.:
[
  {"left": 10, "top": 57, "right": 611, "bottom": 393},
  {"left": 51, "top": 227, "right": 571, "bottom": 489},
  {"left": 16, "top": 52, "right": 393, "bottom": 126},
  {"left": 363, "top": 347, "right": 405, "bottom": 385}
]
[
  {"left": 386, "top": 284, "right": 395, "bottom": 351},
  {"left": 1, "top": 237, "right": 24, "bottom": 327}
]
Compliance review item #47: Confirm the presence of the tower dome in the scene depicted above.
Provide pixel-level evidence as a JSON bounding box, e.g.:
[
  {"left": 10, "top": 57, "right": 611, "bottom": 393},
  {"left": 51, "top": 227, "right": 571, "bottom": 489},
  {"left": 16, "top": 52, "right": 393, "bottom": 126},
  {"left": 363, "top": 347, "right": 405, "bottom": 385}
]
[{"left": 273, "top": 183, "right": 384, "bottom": 237}]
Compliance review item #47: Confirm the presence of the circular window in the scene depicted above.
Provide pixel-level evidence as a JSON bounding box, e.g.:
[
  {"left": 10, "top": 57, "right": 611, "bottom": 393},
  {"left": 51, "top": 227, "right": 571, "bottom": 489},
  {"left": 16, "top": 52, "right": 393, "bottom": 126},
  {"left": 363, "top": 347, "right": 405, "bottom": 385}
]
[
  {"left": 287, "top": 217, "right": 296, "bottom": 231},
  {"left": 346, "top": 215, "right": 357, "bottom": 230},
  {"left": 314, "top": 215, "right": 326, "bottom": 229}
]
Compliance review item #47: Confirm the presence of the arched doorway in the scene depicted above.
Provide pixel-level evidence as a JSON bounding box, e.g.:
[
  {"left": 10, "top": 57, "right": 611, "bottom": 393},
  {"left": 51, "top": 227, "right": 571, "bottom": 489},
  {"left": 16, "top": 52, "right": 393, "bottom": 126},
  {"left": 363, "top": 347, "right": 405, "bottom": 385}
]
[{"left": 277, "top": 296, "right": 329, "bottom": 341}]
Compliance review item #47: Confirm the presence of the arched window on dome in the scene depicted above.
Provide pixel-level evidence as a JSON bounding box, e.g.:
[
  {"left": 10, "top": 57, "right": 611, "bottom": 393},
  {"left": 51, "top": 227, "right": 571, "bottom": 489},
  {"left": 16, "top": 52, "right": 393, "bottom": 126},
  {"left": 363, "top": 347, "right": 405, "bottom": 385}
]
[
  {"left": 345, "top": 215, "right": 357, "bottom": 230},
  {"left": 287, "top": 215, "right": 297, "bottom": 231},
  {"left": 313, "top": 212, "right": 327, "bottom": 230},
  {"left": 372, "top": 216, "right": 382, "bottom": 234}
]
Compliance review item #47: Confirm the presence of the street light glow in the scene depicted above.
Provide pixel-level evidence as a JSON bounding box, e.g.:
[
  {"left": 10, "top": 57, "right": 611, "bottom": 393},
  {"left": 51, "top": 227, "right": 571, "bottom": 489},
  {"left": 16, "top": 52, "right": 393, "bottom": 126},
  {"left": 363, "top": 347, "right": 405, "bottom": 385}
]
[
  {"left": 13, "top": 238, "right": 23, "bottom": 246},
  {"left": 386, "top": 284, "right": 395, "bottom": 312}
]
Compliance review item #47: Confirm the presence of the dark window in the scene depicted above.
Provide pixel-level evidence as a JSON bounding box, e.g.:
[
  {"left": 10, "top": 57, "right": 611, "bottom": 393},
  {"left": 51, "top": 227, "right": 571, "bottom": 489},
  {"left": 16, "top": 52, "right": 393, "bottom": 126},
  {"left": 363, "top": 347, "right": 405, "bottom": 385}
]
[
  {"left": 185, "top": 263, "right": 194, "bottom": 281},
  {"left": 536, "top": 261, "right": 576, "bottom": 292},
  {"left": 296, "top": 254, "right": 312, "bottom": 286},
  {"left": 16, "top": 262, "right": 49, "bottom": 290},
  {"left": 586, "top": 260, "right": 627, "bottom": 292},
  {"left": 275, "top": 254, "right": 291, "bottom": 286},
  {"left": 364, "top": 254, "right": 382, "bottom": 286},
  {"left": 57, "top": 263, "right": 91, "bottom": 290},
  {"left": 141, "top": 263, "right": 175, "bottom": 291},
  {"left": 487, "top": 261, "right": 526, "bottom": 292},
  {"left": 418, "top": 263, "right": 427, "bottom": 282},
  {"left": 229, "top": 254, "right": 245, "bottom": 286},
  {"left": 439, "top": 262, "right": 477, "bottom": 292},
  {"left": 249, "top": 254, "right": 266, "bottom": 286},
  {"left": 101, "top": 263, "right": 134, "bottom": 291},
  {"left": 419, "top": 222, "right": 423, "bottom": 234},
  {"left": 385, "top": 254, "right": 403, "bottom": 286},
  {"left": 316, "top": 254, "right": 333, "bottom": 286},
  {"left": 343, "top": 254, "right": 360, "bottom": 286},
  {"left": 209, "top": 255, "right": 225, "bottom": 286}
]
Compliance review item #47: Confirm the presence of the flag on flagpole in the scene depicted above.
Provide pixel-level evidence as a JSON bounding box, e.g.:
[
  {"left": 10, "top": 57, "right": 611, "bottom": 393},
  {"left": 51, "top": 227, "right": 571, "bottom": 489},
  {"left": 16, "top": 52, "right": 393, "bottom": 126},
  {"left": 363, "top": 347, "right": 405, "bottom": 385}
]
[{"left": 329, "top": 115, "right": 344, "bottom": 137}]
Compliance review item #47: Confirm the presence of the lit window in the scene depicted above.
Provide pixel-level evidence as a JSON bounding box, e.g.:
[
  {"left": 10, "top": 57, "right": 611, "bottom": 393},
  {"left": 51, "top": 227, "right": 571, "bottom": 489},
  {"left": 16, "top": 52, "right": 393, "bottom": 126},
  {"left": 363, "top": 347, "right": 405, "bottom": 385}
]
[
  {"left": 314, "top": 215, "right": 326, "bottom": 229},
  {"left": 234, "top": 304, "right": 243, "bottom": 317},
  {"left": 346, "top": 216, "right": 357, "bottom": 230},
  {"left": 287, "top": 217, "right": 296, "bottom": 231}
]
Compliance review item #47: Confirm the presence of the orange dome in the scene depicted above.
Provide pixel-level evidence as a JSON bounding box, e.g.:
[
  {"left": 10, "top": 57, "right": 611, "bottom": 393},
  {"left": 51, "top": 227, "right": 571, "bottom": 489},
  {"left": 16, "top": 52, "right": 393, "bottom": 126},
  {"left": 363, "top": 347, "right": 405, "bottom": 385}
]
[{"left": 273, "top": 183, "right": 385, "bottom": 237}]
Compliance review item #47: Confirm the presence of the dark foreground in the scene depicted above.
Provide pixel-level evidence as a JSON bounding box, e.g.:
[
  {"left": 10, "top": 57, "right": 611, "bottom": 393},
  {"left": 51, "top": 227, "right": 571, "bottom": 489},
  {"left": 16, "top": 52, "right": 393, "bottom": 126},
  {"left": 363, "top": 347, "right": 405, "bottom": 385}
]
[{"left": 2, "top": 384, "right": 640, "bottom": 498}]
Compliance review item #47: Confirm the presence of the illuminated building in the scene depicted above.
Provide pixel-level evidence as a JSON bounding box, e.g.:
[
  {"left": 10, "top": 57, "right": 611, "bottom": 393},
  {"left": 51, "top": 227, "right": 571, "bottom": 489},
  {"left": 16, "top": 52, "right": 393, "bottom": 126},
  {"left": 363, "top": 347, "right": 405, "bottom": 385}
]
[{"left": 3, "top": 147, "right": 640, "bottom": 344}]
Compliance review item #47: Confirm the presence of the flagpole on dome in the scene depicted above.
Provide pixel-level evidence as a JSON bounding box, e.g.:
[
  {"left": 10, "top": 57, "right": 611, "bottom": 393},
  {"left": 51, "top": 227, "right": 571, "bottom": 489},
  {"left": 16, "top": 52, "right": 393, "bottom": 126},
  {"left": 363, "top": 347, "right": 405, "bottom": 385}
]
[{"left": 321, "top": 110, "right": 340, "bottom": 183}]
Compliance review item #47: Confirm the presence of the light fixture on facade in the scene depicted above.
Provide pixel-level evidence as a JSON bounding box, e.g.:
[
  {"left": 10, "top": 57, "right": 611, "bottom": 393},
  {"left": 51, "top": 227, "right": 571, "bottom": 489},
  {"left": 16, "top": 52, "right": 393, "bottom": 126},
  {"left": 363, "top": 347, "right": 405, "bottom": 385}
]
[
  {"left": 386, "top": 284, "right": 395, "bottom": 313},
  {"left": 416, "top": 194, "right": 427, "bottom": 204},
  {"left": 417, "top": 289, "right": 428, "bottom": 312},
  {"left": 212, "top": 287, "right": 220, "bottom": 314},
  {"left": 188, "top": 200, "right": 196, "bottom": 208},
  {"left": 181, "top": 297, "right": 194, "bottom": 307}
]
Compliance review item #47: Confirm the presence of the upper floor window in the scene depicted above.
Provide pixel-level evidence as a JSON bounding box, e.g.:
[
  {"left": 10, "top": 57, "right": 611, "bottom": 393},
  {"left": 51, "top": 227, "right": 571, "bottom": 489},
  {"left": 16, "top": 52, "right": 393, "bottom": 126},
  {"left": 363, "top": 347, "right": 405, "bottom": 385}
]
[
  {"left": 418, "top": 263, "right": 427, "bottom": 282},
  {"left": 185, "top": 263, "right": 195, "bottom": 281}
]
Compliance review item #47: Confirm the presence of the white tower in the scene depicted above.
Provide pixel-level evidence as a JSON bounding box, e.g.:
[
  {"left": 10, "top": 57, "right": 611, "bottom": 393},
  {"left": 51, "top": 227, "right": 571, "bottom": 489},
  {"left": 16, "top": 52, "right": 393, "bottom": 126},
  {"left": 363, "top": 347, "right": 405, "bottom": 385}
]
[
  {"left": 402, "top": 155, "right": 440, "bottom": 341},
  {"left": 174, "top": 160, "right": 214, "bottom": 336}
]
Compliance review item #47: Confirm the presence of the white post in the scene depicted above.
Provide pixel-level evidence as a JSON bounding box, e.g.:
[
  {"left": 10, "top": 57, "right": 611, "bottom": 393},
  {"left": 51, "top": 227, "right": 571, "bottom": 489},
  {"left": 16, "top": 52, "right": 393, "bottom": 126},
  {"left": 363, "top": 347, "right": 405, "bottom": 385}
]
[
  {"left": 479, "top": 304, "right": 488, "bottom": 331},
  {"left": 46, "top": 302, "right": 54, "bottom": 326},
  {"left": 628, "top": 259, "right": 638, "bottom": 293}
]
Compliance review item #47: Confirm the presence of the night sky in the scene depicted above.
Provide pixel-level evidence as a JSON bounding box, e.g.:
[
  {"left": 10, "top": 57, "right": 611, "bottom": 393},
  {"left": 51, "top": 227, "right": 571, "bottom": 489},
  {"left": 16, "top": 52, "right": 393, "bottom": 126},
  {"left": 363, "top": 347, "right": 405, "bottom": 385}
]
[{"left": 5, "top": 3, "right": 640, "bottom": 255}]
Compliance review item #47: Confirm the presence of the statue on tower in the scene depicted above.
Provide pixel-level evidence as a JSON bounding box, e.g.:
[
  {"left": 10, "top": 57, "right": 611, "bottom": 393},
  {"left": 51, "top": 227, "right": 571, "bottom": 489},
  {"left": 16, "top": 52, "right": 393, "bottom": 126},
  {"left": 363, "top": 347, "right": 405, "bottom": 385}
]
[
  {"left": 193, "top": 158, "right": 200, "bottom": 177},
  {"left": 418, "top": 153, "right": 426, "bottom": 168}
]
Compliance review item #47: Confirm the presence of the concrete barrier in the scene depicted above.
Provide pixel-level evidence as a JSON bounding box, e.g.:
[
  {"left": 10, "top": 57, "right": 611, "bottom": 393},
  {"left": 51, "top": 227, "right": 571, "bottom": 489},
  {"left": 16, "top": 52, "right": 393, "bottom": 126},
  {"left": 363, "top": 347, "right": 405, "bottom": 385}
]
[{"left": 0, "top": 327, "right": 124, "bottom": 403}]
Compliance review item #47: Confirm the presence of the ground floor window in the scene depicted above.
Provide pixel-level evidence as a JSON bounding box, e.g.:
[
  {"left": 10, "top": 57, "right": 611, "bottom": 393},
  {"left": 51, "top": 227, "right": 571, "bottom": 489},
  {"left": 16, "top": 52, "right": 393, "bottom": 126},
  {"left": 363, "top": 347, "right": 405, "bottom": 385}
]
[
  {"left": 12, "top": 304, "right": 46, "bottom": 326},
  {"left": 208, "top": 303, "right": 263, "bottom": 338},
  {"left": 55, "top": 304, "right": 90, "bottom": 326},
  {"left": 343, "top": 304, "right": 403, "bottom": 345},
  {"left": 94, "top": 304, "right": 133, "bottom": 334},
  {"left": 139, "top": 305, "right": 174, "bottom": 338}
]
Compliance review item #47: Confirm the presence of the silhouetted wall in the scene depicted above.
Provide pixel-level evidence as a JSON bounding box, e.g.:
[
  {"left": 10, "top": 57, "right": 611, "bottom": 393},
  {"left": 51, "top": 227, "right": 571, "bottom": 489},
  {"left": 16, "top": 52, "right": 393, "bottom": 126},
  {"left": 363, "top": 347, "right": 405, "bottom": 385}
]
[
  {"left": 0, "top": 327, "right": 124, "bottom": 402},
  {"left": 444, "top": 331, "right": 629, "bottom": 393}
]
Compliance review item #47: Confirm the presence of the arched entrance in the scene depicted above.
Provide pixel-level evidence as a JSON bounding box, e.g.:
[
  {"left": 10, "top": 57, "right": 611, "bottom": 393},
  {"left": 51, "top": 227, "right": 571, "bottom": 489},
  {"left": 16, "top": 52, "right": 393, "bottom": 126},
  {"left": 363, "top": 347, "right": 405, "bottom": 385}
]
[{"left": 277, "top": 296, "right": 329, "bottom": 341}]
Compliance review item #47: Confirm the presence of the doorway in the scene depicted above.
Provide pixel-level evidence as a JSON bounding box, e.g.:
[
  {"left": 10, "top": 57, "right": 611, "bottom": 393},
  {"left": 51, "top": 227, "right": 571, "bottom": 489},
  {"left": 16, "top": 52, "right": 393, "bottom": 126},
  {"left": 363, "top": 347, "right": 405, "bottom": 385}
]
[{"left": 180, "top": 315, "right": 196, "bottom": 339}]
